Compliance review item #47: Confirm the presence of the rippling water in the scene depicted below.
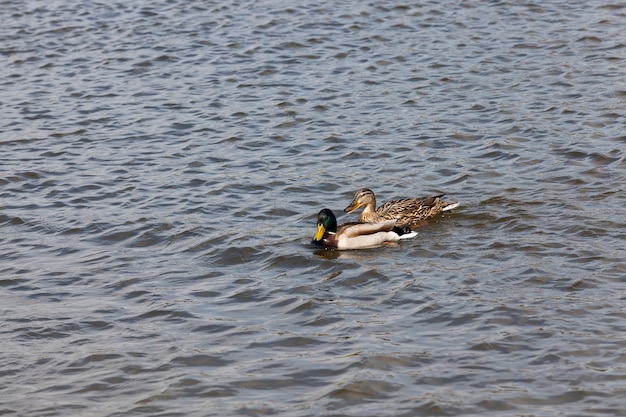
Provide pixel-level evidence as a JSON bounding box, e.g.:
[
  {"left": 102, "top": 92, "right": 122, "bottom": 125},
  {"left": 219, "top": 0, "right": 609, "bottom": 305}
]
[{"left": 2, "top": 0, "right": 626, "bottom": 416}]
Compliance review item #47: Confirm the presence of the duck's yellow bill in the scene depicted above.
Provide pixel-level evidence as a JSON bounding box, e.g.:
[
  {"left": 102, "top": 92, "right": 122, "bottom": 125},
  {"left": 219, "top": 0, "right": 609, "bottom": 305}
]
[{"left": 313, "top": 224, "right": 325, "bottom": 241}]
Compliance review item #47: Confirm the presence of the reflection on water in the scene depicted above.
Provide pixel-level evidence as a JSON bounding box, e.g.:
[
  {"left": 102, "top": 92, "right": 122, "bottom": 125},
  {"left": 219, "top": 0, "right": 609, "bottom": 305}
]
[{"left": 1, "top": 0, "right": 625, "bottom": 416}]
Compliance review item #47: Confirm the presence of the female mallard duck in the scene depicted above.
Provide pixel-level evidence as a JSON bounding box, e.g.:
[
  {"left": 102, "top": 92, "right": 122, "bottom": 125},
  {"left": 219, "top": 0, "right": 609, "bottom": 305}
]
[
  {"left": 344, "top": 188, "right": 459, "bottom": 228},
  {"left": 312, "top": 208, "right": 416, "bottom": 250}
]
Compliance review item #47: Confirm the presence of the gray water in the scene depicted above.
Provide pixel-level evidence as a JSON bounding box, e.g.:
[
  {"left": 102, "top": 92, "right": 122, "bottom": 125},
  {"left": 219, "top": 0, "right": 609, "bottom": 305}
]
[{"left": 1, "top": 1, "right": 626, "bottom": 416}]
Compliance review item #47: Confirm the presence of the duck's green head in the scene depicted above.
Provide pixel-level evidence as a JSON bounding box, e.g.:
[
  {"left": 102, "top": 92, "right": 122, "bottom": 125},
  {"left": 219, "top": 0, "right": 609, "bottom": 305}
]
[{"left": 313, "top": 208, "right": 337, "bottom": 242}]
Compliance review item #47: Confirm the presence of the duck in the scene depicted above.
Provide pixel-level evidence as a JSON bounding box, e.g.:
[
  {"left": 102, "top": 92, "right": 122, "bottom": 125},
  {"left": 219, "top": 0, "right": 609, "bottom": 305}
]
[
  {"left": 344, "top": 188, "right": 459, "bottom": 228},
  {"left": 312, "top": 208, "right": 416, "bottom": 250}
]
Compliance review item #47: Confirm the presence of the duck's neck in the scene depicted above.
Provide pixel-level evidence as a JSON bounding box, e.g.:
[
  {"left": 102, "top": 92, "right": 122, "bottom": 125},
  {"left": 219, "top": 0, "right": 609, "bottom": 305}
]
[
  {"left": 360, "top": 203, "right": 382, "bottom": 222},
  {"left": 362, "top": 202, "right": 377, "bottom": 215}
]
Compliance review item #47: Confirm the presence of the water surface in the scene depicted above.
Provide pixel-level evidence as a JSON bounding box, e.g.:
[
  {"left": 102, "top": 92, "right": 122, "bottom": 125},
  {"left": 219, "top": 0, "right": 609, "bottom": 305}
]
[{"left": 1, "top": 0, "right": 625, "bottom": 416}]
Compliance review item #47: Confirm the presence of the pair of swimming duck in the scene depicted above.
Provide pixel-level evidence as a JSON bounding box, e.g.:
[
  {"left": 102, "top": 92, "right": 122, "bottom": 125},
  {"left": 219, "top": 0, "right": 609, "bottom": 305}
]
[{"left": 313, "top": 188, "right": 459, "bottom": 250}]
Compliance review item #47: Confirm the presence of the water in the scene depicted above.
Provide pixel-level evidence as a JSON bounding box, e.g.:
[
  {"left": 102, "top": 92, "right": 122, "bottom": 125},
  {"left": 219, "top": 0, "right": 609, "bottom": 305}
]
[{"left": 1, "top": 0, "right": 625, "bottom": 416}]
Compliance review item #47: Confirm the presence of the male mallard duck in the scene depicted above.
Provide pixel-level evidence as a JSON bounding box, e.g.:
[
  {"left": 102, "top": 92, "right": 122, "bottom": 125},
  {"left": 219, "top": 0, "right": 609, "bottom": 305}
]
[
  {"left": 312, "top": 208, "right": 416, "bottom": 250},
  {"left": 344, "top": 188, "right": 459, "bottom": 228}
]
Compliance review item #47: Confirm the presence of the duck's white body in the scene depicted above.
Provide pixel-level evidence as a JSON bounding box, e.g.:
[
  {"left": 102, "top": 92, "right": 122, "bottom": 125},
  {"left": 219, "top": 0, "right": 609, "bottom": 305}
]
[{"left": 313, "top": 210, "right": 417, "bottom": 250}]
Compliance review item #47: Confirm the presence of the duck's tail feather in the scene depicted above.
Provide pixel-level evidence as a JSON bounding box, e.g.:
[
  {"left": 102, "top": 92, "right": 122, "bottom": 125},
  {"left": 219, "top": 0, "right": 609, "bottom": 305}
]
[
  {"left": 398, "top": 231, "right": 418, "bottom": 240},
  {"left": 442, "top": 201, "right": 460, "bottom": 211}
]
